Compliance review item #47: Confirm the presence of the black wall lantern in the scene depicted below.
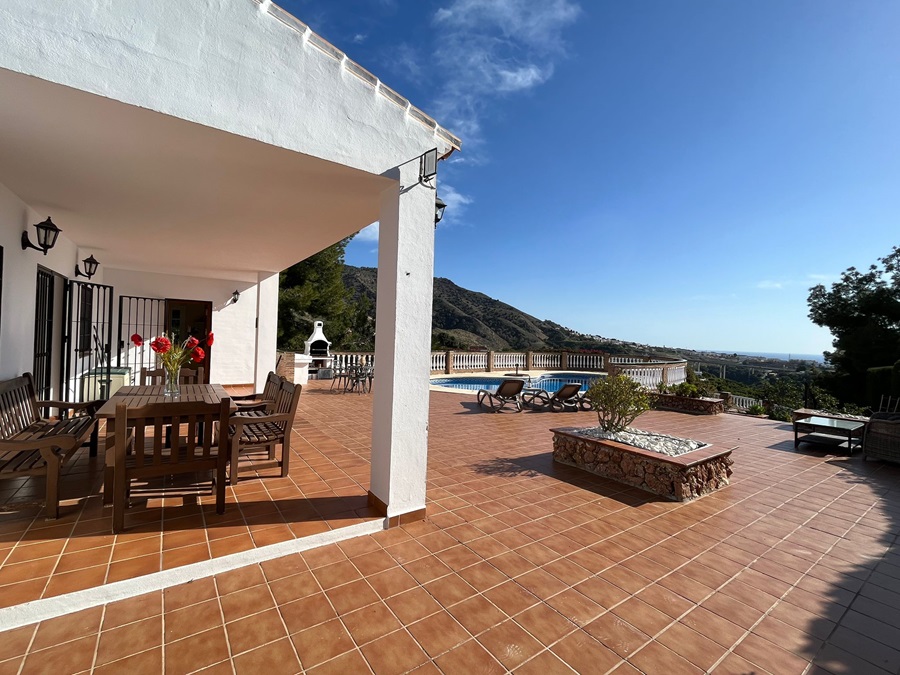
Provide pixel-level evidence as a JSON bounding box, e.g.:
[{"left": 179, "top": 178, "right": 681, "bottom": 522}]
[
  {"left": 21, "top": 217, "right": 61, "bottom": 255},
  {"left": 75, "top": 254, "right": 100, "bottom": 280},
  {"left": 232, "top": 290, "right": 241, "bottom": 304},
  {"left": 434, "top": 195, "right": 447, "bottom": 226}
]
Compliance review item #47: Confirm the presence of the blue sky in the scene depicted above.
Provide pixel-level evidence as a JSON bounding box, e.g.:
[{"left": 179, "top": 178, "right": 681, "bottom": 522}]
[{"left": 282, "top": 0, "right": 899, "bottom": 356}]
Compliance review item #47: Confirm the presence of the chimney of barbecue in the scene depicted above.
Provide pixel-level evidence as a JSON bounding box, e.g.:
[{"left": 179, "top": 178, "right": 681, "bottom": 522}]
[{"left": 303, "top": 321, "right": 332, "bottom": 358}]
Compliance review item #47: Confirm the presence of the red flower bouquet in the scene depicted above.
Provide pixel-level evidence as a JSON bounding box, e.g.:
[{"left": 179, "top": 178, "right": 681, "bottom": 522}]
[{"left": 131, "top": 332, "right": 213, "bottom": 396}]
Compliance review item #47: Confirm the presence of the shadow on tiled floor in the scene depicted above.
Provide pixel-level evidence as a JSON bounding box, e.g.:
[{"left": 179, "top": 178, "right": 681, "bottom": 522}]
[{"left": 2, "top": 382, "right": 900, "bottom": 674}]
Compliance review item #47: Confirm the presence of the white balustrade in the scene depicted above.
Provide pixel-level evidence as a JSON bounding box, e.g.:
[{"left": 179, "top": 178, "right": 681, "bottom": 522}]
[
  {"left": 452, "top": 352, "right": 487, "bottom": 371},
  {"left": 531, "top": 352, "right": 561, "bottom": 369},
  {"left": 729, "top": 395, "right": 761, "bottom": 410},
  {"left": 431, "top": 352, "right": 446, "bottom": 372},
  {"left": 493, "top": 353, "right": 526, "bottom": 371},
  {"left": 667, "top": 365, "right": 687, "bottom": 385}
]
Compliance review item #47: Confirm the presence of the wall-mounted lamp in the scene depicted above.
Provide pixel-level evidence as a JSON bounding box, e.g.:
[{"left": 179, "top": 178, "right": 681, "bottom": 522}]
[
  {"left": 75, "top": 254, "right": 100, "bottom": 280},
  {"left": 231, "top": 290, "right": 241, "bottom": 304},
  {"left": 434, "top": 195, "right": 447, "bottom": 226},
  {"left": 21, "top": 217, "right": 61, "bottom": 255},
  {"left": 419, "top": 148, "right": 438, "bottom": 188}
]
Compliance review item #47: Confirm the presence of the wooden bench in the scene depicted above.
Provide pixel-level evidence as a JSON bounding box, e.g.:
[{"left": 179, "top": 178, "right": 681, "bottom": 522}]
[{"left": 0, "top": 373, "right": 100, "bottom": 518}]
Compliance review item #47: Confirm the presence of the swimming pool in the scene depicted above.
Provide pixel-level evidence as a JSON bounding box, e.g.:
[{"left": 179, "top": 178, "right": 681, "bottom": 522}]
[{"left": 430, "top": 372, "right": 602, "bottom": 393}]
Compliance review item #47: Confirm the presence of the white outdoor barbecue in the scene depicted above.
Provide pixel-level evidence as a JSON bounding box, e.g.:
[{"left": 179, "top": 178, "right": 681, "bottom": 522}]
[{"left": 303, "top": 321, "right": 334, "bottom": 377}]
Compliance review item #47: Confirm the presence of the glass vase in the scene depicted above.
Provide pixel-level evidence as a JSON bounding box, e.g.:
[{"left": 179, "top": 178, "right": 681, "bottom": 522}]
[{"left": 164, "top": 364, "right": 181, "bottom": 397}]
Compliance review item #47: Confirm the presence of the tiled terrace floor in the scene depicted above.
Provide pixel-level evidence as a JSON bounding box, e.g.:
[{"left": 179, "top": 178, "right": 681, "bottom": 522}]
[
  {"left": 2, "top": 381, "right": 900, "bottom": 674},
  {"left": 0, "top": 385, "right": 381, "bottom": 606}
]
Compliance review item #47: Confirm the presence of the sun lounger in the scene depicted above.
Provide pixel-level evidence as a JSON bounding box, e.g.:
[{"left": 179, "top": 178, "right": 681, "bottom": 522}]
[
  {"left": 477, "top": 379, "right": 526, "bottom": 412},
  {"left": 523, "top": 382, "right": 590, "bottom": 412}
]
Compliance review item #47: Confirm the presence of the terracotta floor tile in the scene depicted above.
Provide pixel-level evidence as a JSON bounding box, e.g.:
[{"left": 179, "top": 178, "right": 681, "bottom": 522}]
[
  {"left": 734, "top": 633, "right": 811, "bottom": 674},
  {"left": 612, "top": 598, "right": 675, "bottom": 636},
  {"left": 514, "top": 603, "right": 578, "bottom": 646},
  {"left": 96, "top": 616, "right": 163, "bottom": 666},
  {"left": 20, "top": 634, "right": 96, "bottom": 675},
  {"left": 458, "top": 561, "right": 508, "bottom": 592},
  {"left": 279, "top": 592, "right": 338, "bottom": 634},
  {"left": 360, "top": 629, "right": 429, "bottom": 675},
  {"left": 408, "top": 611, "right": 471, "bottom": 658},
  {"left": 0, "top": 625, "right": 36, "bottom": 662},
  {"left": 385, "top": 587, "right": 442, "bottom": 625},
  {"left": 546, "top": 589, "right": 606, "bottom": 627},
  {"left": 269, "top": 570, "right": 320, "bottom": 605},
  {"left": 93, "top": 646, "right": 162, "bottom": 675},
  {"left": 232, "top": 637, "right": 301, "bottom": 675},
  {"left": 102, "top": 591, "right": 162, "bottom": 630},
  {"left": 447, "top": 594, "right": 508, "bottom": 636},
  {"left": 476, "top": 618, "right": 543, "bottom": 670},
  {"left": 434, "top": 639, "right": 507, "bottom": 675},
  {"left": 550, "top": 630, "right": 621, "bottom": 674},
  {"left": 484, "top": 581, "right": 540, "bottom": 617},
  {"left": 164, "top": 576, "right": 217, "bottom": 612},
  {"left": 584, "top": 612, "right": 651, "bottom": 659},
  {"left": 341, "top": 601, "right": 402, "bottom": 645},
  {"left": 32, "top": 606, "right": 103, "bottom": 651},
  {"left": 289, "top": 617, "right": 355, "bottom": 668},
  {"left": 424, "top": 574, "right": 477, "bottom": 607},
  {"left": 657, "top": 621, "right": 728, "bottom": 671},
  {"left": 513, "top": 649, "right": 576, "bottom": 674},
  {"left": 219, "top": 584, "right": 276, "bottom": 623},
  {"left": 366, "top": 566, "right": 419, "bottom": 598},
  {"left": 711, "top": 651, "right": 766, "bottom": 674},
  {"left": 226, "top": 607, "right": 289, "bottom": 655},
  {"left": 628, "top": 638, "right": 704, "bottom": 674}
]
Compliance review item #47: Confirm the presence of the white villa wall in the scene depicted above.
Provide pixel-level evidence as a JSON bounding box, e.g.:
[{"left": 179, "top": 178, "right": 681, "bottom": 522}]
[
  {"left": 0, "top": 181, "right": 83, "bottom": 380},
  {"left": 103, "top": 269, "right": 273, "bottom": 386}
]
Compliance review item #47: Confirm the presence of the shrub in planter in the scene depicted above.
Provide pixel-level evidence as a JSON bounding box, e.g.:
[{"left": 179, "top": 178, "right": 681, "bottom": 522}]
[
  {"left": 747, "top": 403, "right": 767, "bottom": 416},
  {"left": 672, "top": 382, "right": 701, "bottom": 398},
  {"left": 585, "top": 374, "right": 650, "bottom": 433}
]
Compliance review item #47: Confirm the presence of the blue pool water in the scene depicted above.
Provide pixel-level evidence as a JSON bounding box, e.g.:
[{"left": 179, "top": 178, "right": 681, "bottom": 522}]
[{"left": 431, "top": 372, "right": 601, "bottom": 393}]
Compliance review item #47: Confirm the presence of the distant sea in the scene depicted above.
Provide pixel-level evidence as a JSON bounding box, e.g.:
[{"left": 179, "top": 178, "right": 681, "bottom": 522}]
[{"left": 719, "top": 351, "right": 826, "bottom": 364}]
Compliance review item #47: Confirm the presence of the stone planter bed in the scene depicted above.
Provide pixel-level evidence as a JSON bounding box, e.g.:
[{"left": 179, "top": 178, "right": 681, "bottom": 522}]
[
  {"left": 552, "top": 427, "right": 734, "bottom": 501},
  {"left": 652, "top": 393, "right": 725, "bottom": 415}
]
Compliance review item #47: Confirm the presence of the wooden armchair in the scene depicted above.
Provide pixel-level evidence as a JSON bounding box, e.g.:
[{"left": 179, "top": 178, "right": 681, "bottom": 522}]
[
  {"left": 231, "top": 372, "right": 281, "bottom": 413},
  {"left": 140, "top": 366, "right": 205, "bottom": 385},
  {"left": 227, "top": 380, "right": 301, "bottom": 484},
  {"left": 107, "top": 397, "right": 230, "bottom": 532}
]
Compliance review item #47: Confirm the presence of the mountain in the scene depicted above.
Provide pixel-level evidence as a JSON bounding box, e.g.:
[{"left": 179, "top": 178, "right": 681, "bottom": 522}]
[{"left": 343, "top": 266, "right": 630, "bottom": 353}]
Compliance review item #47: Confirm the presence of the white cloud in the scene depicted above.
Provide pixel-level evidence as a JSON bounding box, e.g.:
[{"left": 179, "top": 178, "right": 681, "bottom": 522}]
[
  {"left": 355, "top": 221, "right": 379, "bottom": 241},
  {"left": 352, "top": 33, "right": 367, "bottom": 44},
  {"left": 438, "top": 183, "right": 473, "bottom": 226},
  {"left": 756, "top": 280, "right": 784, "bottom": 290},
  {"left": 430, "top": 0, "right": 581, "bottom": 148}
]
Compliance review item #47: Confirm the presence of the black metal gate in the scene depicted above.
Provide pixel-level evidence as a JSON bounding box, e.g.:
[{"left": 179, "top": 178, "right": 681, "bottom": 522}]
[
  {"left": 117, "top": 296, "right": 166, "bottom": 384},
  {"left": 62, "top": 280, "right": 114, "bottom": 402},
  {"left": 33, "top": 267, "right": 56, "bottom": 400}
]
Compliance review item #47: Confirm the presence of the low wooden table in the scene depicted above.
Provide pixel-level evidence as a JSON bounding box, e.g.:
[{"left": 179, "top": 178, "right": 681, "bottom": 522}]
[{"left": 793, "top": 415, "right": 866, "bottom": 453}]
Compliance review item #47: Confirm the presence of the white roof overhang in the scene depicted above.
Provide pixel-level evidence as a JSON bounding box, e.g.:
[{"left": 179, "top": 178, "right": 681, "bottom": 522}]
[{"left": 0, "top": 68, "right": 395, "bottom": 281}]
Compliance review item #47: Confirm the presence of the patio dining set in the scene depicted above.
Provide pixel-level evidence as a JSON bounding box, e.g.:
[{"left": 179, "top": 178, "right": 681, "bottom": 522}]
[{"left": 0, "top": 370, "right": 301, "bottom": 533}]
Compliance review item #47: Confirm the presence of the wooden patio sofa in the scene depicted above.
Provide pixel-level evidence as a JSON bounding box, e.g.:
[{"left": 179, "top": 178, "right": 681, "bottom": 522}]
[{"left": 0, "top": 373, "right": 99, "bottom": 518}]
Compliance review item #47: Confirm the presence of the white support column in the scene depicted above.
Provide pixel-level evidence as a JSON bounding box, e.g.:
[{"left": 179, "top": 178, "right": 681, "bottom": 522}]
[
  {"left": 369, "top": 164, "right": 436, "bottom": 524},
  {"left": 255, "top": 272, "right": 279, "bottom": 391}
]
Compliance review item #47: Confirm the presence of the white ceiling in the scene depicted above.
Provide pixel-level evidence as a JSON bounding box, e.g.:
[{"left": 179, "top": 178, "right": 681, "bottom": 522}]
[{"left": 0, "top": 68, "right": 395, "bottom": 280}]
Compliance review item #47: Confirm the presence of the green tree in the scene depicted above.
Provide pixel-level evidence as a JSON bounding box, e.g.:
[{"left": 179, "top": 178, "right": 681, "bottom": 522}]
[
  {"left": 278, "top": 239, "right": 353, "bottom": 351},
  {"left": 807, "top": 246, "right": 900, "bottom": 402},
  {"left": 584, "top": 375, "right": 650, "bottom": 432}
]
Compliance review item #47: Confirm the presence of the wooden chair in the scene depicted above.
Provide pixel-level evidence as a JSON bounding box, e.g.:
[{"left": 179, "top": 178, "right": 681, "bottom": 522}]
[
  {"left": 108, "top": 398, "right": 230, "bottom": 532},
  {"left": 140, "top": 366, "right": 205, "bottom": 385},
  {"left": 227, "top": 380, "right": 301, "bottom": 484},
  {"left": 232, "top": 372, "right": 281, "bottom": 412},
  {"left": 863, "top": 412, "right": 900, "bottom": 464},
  {"left": 0, "top": 373, "right": 99, "bottom": 519}
]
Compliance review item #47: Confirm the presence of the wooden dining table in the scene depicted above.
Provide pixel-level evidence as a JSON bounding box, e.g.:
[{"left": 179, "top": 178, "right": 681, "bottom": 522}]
[{"left": 96, "top": 385, "right": 237, "bottom": 496}]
